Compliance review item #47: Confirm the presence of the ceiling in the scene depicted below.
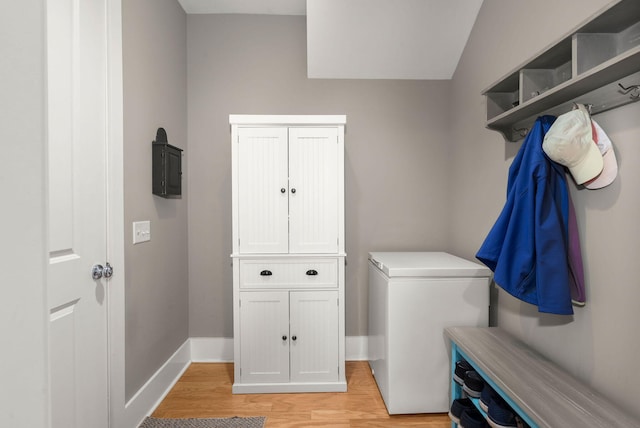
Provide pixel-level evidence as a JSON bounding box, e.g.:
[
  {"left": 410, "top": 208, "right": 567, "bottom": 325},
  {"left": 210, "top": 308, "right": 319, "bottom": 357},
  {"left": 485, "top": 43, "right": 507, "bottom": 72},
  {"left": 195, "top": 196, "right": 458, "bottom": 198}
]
[
  {"left": 178, "top": 0, "right": 306, "bottom": 15},
  {"left": 176, "top": 0, "right": 484, "bottom": 80}
]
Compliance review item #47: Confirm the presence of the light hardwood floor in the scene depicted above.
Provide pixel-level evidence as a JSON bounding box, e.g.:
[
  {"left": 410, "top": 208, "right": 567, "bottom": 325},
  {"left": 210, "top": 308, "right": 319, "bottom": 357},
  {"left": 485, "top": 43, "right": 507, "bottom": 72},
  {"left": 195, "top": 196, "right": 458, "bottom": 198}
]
[{"left": 152, "top": 361, "right": 451, "bottom": 427}]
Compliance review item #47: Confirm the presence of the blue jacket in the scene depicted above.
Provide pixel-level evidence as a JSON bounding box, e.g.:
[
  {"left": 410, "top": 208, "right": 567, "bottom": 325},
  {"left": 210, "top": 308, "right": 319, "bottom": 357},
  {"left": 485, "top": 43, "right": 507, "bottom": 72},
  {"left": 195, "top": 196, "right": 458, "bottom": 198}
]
[{"left": 476, "top": 116, "right": 573, "bottom": 315}]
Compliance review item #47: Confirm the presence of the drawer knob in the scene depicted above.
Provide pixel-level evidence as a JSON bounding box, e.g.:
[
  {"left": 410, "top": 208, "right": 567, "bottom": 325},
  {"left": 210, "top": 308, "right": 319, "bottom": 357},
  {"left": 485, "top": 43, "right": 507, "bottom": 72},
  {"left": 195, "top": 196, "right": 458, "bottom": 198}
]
[
  {"left": 306, "top": 269, "right": 318, "bottom": 276},
  {"left": 260, "top": 270, "right": 273, "bottom": 276}
]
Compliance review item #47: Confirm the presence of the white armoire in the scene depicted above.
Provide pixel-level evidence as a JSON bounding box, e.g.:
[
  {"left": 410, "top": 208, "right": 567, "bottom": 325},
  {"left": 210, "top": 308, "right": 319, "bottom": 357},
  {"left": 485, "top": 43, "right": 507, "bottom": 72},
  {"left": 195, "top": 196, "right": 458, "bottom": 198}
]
[{"left": 230, "top": 115, "right": 347, "bottom": 394}]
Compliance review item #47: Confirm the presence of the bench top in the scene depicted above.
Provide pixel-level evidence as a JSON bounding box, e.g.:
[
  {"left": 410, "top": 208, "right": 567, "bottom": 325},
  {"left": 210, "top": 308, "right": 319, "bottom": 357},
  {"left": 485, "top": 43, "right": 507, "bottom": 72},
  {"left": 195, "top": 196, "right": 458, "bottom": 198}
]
[{"left": 445, "top": 327, "right": 640, "bottom": 428}]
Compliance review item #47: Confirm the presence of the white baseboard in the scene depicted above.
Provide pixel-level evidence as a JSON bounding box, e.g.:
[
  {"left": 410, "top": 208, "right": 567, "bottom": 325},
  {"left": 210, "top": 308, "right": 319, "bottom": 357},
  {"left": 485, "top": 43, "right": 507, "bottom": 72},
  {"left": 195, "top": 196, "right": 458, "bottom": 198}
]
[
  {"left": 190, "top": 337, "right": 234, "bottom": 362},
  {"left": 123, "top": 339, "right": 191, "bottom": 428},
  {"left": 124, "top": 335, "right": 369, "bottom": 427},
  {"left": 346, "top": 335, "right": 368, "bottom": 360},
  {"left": 189, "top": 336, "right": 369, "bottom": 362}
]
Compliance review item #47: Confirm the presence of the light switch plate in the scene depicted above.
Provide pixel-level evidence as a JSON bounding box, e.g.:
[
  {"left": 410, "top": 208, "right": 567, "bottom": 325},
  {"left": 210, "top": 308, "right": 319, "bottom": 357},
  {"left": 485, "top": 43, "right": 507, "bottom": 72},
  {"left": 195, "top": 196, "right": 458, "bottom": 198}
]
[{"left": 133, "top": 221, "right": 151, "bottom": 244}]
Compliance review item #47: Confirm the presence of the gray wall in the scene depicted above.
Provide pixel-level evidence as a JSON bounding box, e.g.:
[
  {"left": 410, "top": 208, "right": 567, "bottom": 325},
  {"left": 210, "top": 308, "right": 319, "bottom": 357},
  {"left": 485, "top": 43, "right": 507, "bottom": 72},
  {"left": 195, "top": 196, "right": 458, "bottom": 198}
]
[
  {"left": 122, "top": 0, "right": 189, "bottom": 400},
  {"left": 449, "top": 0, "right": 640, "bottom": 419},
  {"left": 1, "top": 0, "right": 49, "bottom": 426},
  {"left": 187, "top": 14, "right": 452, "bottom": 338}
]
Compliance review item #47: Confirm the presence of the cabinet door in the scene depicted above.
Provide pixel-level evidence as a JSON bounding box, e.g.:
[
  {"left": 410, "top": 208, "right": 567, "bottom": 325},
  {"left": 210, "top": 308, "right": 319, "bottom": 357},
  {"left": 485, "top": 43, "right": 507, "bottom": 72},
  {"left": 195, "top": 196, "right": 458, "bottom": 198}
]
[
  {"left": 288, "top": 127, "right": 339, "bottom": 254},
  {"left": 237, "top": 127, "right": 289, "bottom": 253},
  {"left": 239, "top": 291, "right": 289, "bottom": 383},
  {"left": 289, "top": 290, "right": 339, "bottom": 383}
]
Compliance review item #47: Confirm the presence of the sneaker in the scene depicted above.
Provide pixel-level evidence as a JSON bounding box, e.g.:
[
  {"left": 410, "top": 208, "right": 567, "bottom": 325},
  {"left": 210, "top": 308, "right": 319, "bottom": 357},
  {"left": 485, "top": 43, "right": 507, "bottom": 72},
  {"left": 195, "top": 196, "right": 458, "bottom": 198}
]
[
  {"left": 448, "top": 398, "right": 475, "bottom": 424},
  {"left": 487, "top": 395, "right": 518, "bottom": 428},
  {"left": 454, "top": 360, "right": 473, "bottom": 385},
  {"left": 460, "top": 407, "right": 490, "bottom": 428},
  {"left": 463, "top": 370, "right": 485, "bottom": 398},
  {"left": 480, "top": 383, "right": 499, "bottom": 413}
]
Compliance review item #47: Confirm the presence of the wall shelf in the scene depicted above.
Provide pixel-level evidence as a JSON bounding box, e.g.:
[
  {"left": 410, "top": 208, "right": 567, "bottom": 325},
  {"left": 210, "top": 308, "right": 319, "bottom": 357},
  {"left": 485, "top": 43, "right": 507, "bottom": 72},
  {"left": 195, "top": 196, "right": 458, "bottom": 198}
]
[{"left": 484, "top": 0, "right": 640, "bottom": 141}]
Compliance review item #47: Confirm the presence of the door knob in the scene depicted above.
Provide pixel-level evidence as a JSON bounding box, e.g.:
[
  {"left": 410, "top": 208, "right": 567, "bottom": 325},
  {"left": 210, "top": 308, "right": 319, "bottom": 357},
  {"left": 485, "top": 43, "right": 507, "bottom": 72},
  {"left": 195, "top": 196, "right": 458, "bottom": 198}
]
[
  {"left": 291, "top": 188, "right": 296, "bottom": 194},
  {"left": 282, "top": 335, "right": 287, "bottom": 341},
  {"left": 292, "top": 336, "right": 297, "bottom": 341},
  {"left": 103, "top": 262, "right": 114, "bottom": 279},
  {"left": 92, "top": 263, "right": 113, "bottom": 280},
  {"left": 92, "top": 264, "right": 104, "bottom": 280}
]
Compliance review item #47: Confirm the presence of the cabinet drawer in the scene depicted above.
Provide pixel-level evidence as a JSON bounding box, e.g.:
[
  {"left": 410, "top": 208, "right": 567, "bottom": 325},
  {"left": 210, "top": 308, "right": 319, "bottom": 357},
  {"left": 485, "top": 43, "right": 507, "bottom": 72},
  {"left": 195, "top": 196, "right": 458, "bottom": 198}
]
[{"left": 239, "top": 259, "right": 338, "bottom": 289}]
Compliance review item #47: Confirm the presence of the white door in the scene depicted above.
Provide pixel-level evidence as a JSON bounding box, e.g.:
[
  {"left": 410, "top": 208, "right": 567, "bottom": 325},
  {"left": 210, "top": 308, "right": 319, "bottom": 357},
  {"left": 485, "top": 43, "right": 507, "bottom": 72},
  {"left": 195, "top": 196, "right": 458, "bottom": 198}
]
[
  {"left": 237, "top": 127, "right": 289, "bottom": 254},
  {"left": 288, "top": 128, "right": 339, "bottom": 254},
  {"left": 289, "top": 290, "right": 339, "bottom": 383},
  {"left": 47, "top": 0, "right": 109, "bottom": 427},
  {"left": 239, "top": 291, "right": 290, "bottom": 383}
]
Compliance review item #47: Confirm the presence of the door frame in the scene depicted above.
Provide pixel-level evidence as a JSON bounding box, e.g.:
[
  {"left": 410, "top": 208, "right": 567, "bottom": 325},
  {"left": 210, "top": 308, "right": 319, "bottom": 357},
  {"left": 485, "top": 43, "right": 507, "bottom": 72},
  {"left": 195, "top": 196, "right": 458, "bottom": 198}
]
[{"left": 105, "top": 0, "right": 127, "bottom": 426}]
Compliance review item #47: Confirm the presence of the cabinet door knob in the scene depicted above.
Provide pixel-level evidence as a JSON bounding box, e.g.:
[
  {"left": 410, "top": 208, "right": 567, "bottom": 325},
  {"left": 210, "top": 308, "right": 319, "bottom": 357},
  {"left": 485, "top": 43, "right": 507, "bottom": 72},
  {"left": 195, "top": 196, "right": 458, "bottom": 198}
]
[
  {"left": 291, "top": 336, "right": 297, "bottom": 341},
  {"left": 281, "top": 188, "right": 286, "bottom": 193},
  {"left": 291, "top": 188, "right": 296, "bottom": 194},
  {"left": 306, "top": 269, "right": 318, "bottom": 276},
  {"left": 260, "top": 270, "right": 272, "bottom": 276},
  {"left": 282, "top": 335, "right": 287, "bottom": 341}
]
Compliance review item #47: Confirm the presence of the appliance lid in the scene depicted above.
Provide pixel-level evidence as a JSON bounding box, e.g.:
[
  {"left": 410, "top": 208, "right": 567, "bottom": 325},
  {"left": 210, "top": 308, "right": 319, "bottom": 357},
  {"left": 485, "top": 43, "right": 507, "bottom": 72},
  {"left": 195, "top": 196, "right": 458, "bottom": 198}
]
[{"left": 368, "top": 252, "right": 491, "bottom": 278}]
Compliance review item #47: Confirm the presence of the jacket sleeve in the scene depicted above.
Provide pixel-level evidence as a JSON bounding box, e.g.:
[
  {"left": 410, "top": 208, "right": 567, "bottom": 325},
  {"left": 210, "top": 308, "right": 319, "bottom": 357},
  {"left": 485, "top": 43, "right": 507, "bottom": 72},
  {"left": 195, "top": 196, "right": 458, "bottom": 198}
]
[{"left": 533, "top": 166, "right": 573, "bottom": 315}]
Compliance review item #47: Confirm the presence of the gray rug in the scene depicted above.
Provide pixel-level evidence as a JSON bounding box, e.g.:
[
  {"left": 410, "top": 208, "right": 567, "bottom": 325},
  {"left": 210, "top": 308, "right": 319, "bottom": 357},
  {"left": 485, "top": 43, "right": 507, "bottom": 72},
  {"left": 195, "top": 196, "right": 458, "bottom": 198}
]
[{"left": 139, "top": 417, "right": 266, "bottom": 428}]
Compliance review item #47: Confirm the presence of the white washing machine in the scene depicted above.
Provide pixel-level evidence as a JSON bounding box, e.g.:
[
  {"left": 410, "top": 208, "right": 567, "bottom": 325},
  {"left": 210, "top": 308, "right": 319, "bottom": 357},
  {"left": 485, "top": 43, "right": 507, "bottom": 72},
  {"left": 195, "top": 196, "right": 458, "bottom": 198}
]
[{"left": 368, "top": 252, "right": 490, "bottom": 414}]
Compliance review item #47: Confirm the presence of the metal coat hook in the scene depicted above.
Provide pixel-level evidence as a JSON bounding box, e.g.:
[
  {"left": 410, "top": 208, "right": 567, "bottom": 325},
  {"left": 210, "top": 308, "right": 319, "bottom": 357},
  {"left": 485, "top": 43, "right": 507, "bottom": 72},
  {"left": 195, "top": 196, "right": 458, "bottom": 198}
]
[
  {"left": 618, "top": 83, "right": 640, "bottom": 99},
  {"left": 571, "top": 102, "right": 593, "bottom": 115},
  {"left": 513, "top": 127, "right": 529, "bottom": 138}
]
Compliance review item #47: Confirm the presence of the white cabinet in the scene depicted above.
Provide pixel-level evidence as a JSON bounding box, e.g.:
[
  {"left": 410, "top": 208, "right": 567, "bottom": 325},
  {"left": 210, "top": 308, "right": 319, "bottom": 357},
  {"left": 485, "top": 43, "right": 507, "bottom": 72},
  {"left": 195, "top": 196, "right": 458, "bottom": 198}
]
[{"left": 230, "top": 115, "right": 346, "bottom": 394}]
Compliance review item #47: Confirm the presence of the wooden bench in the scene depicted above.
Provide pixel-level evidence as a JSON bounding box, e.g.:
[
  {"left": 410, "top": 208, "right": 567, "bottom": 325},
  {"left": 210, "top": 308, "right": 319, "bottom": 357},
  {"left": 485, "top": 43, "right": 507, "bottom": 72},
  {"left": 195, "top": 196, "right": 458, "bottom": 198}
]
[{"left": 445, "top": 327, "right": 640, "bottom": 428}]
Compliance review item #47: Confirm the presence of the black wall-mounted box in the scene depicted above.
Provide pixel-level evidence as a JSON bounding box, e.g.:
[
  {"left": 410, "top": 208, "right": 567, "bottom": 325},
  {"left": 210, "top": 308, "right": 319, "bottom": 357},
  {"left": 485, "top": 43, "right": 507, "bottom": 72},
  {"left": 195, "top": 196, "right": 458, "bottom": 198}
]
[{"left": 152, "top": 128, "right": 183, "bottom": 198}]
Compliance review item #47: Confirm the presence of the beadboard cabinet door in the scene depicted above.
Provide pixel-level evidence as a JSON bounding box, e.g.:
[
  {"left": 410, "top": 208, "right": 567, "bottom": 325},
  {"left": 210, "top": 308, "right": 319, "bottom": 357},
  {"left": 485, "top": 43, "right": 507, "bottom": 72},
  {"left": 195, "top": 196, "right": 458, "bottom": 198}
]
[
  {"left": 289, "top": 127, "right": 339, "bottom": 254},
  {"left": 289, "top": 290, "right": 339, "bottom": 383},
  {"left": 236, "top": 127, "right": 289, "bottom": 254},
  {"left": 238, "top": 291, "right": 289, "bottom": 384}
]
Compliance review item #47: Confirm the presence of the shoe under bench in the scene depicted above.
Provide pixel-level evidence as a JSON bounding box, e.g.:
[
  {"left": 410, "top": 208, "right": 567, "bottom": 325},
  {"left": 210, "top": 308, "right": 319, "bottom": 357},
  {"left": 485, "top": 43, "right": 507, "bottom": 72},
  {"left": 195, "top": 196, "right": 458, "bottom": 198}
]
[{"left": 445, "top": 326, "right": 639, "bottom": 428}]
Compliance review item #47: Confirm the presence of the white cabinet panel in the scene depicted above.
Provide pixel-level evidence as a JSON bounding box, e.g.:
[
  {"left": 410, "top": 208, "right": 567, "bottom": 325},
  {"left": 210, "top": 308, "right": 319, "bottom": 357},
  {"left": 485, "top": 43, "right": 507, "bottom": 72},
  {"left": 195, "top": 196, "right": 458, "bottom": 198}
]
[
  {"left": 289, "top": 127, "right": 339, "bottom": 253},
  {"left": 237, "top": 127, "right": 289, "bottom": 254},
  {"left": 290, "top": 291, "right": 339, "bottom": 383},
  {"left": 239, "top": 291, "right": 289, "bottom": 384}
]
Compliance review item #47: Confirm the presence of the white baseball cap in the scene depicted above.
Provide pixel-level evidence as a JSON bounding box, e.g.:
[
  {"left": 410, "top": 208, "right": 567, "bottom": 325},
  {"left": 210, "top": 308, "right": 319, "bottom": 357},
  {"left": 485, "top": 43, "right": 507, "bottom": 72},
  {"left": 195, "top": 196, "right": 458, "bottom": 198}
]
[
  {"left": 584, "top": 120, "right": 618, "bottom": 189},
  {"left": 542, "top": 104, "right": 603, "bottom": 185}
]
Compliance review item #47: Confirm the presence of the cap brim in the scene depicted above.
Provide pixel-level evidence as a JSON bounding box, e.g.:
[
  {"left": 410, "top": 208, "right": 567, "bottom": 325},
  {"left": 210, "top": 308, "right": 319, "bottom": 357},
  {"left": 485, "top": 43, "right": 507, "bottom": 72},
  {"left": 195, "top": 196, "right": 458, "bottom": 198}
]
[{"left": 585, "top": 121, "right": 618, "bottom": 189}]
